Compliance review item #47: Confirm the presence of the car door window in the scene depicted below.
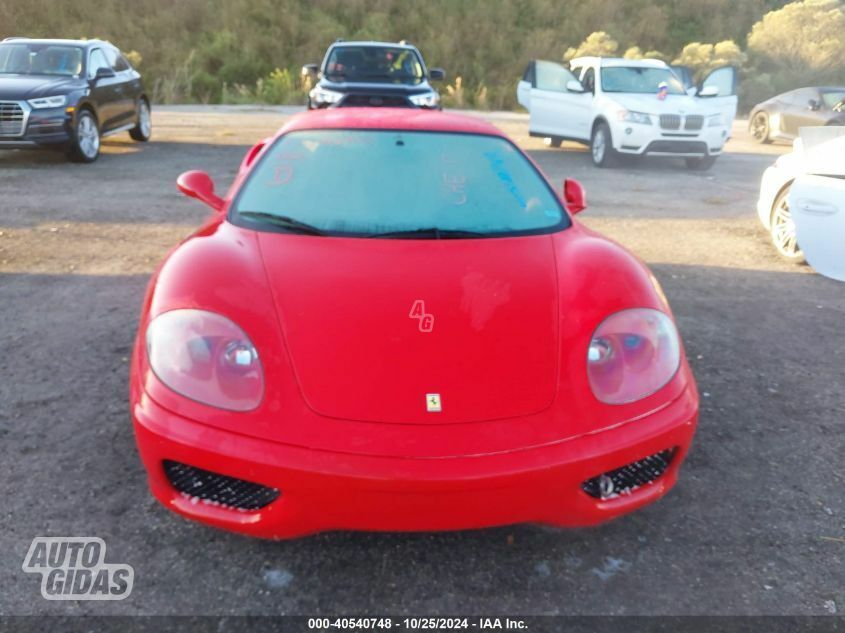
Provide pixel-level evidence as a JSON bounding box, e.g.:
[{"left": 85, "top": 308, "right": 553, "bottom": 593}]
[
  {"left": 521, "top": 61, "right": 535, "bottom": 86},
  {"left": 701, "top": 66, "right": 735, "bottom": 96},
  {"left": 105, "top": 46, "right": 129, "bottom": 72},
  {"left": 581, "top": 67, "right": 595, "bottom": 94},
  {"left": 88, "top": 49, "right": 109, "bottom": 79},
  {"left": 534, "top": 61, "right": 579, "bottom": 93}
]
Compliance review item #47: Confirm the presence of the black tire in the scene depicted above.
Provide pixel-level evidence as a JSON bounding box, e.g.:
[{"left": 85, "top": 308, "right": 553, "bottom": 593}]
[
  {"left": 590, "top": 122, "right": 616, "bottom": 168},
  {"left": 769, "top": 184, "right": 805, "bottom": 262},
  {"left": 67, "top": 109, "right": 100, "bottom": 163},
  {"left": 544, "top": 136, "right": 563, "bottom": 148},
  {"left": 129, "top": 98, "right": 152, "bottom": 142},
  {"left": 685, "top": 155, "right": 717, "bottom": 170},
  {"left": 750, "top": 111, "right": 771, "bottom": 144}
]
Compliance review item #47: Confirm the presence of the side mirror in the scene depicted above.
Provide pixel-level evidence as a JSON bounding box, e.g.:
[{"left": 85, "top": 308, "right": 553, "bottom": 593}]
[
  {"left": 698, "top": 85, "right": 719, "bottom": 98},
  {"left": 566, "top": 79, "right": 585, "bottom": 93},
  {"left": 94, "top": 66, "right": 116, "bottom": 81},
  {"left": 686, "top": 86, "right": 698, "bottom": 97},
  {"left": 301, "top": 63, "right": 319, "bottom": 81},
  {"left": 177, "top": 170, "right": 225, "bottom": 212},
  {"left": 429, "top": 68, "right": 446, "bottom": 81},
  {"left": 563, "top": 178, "right": 587, "bottom": 215},
  {"left": 808, "top": 99, "right": 821, "bottom": 111}
]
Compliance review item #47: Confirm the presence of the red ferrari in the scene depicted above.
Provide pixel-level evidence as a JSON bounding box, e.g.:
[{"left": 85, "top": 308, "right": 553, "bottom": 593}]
[{"left": 130, "top": 108, "right": 699, "bottom": 538}]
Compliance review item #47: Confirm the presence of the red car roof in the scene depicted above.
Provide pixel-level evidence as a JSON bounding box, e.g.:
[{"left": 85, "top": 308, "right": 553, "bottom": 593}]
[{"left": 277, "top": 107, "right": 504, "bottom": 138}]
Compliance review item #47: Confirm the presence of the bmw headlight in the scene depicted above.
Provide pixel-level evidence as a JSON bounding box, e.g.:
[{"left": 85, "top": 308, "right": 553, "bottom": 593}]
[
  {"left": 310, "top": 86, "right": 344, "bottom": 106},
  {"left": 617, "top": 110, "right": 652, "bottom": 125},
  {"left": 28, "top": 95, "right": 67, "bottom": 109},
  {"left": 146, "top": 309, "right": 264, "bottom": 411},
  {"left": 409, "top": 91, "right": 440, "bottom": 108},
  {"left": 707, "top": 113, "right": 725, "bottom": 127}
]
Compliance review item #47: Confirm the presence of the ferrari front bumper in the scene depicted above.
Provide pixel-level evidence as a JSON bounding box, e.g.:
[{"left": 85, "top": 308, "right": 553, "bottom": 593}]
[{"left": 132, "top": 386, "right": 698, "bottom": 539}]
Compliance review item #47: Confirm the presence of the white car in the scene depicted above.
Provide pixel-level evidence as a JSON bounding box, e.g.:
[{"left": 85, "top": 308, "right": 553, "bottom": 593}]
[
  {"left": 516, "top": 57, "right": 738, "bottom": 170},
  {"left": 757, "top": 129, "right": 845, "bottom": 262}
]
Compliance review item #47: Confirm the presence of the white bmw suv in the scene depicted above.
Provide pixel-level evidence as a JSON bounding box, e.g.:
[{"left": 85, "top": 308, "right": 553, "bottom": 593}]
[{"left": 517, "top": 57, "right": 738, "bottom": 170}]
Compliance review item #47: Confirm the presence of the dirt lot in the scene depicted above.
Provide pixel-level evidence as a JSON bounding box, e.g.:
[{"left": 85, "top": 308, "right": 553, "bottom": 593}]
[{"left": 0, "top": 107, "right": 842, "bottom": 616}]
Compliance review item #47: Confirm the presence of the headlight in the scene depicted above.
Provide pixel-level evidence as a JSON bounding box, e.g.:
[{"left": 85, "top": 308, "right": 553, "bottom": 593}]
[
  {"left": 617, "top": 110, "right": 651, "bottom": 124},
  {"left": 707, "top": 113, "right": 725, "bottom": 127},
  {"left": 409, "top": 91, "right": 440, "bottom": 108},
  {"left": 146, "top": 309, "right": 264, "bottom": 411},
  {"left": 28, "top": 95, "right": 67, "bottom": 109},
  {"left": 310, "top": 86, "right": 344, "bottom": 106},
  {"left": 587, "top": 308, "right": 681, "bottom": 405}
]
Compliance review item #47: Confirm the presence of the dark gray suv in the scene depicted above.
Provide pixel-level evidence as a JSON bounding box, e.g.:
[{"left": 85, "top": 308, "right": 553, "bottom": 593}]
[{"left": 303, "top": 40, "right": 445, "bottom": 110}]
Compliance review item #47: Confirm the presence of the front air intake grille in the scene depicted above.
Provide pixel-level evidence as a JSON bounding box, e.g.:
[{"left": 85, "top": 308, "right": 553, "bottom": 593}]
[
  {"left": 684, "top": 115, "right": 704, "bottom": 130},
  {"left": 163, "top": 460, "right": 280, "bottom": 511},
  {"left": 582, "top": 449, "right": 676, "bottom": 499},
  {"left": 659, "top": 114, "right": 681, "bottom": 130},
  {"left": 645, "top": 139, "right": 708, "bottom": 154},
  {"left": 0, "top": 101, "right": 25, "bottom": 137}
]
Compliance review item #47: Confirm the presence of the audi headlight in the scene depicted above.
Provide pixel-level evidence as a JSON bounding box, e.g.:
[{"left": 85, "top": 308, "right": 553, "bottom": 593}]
[
  {"left": 310, "top": 86, "right": 344, "bottom": 106},
  {"left": 146, "top": 309, "right": 264, "bottom": 411},
  {"left": 707, "top": 113, "right": 725, "bottom": 127},
  {"left": 587, "top": 308, "right": 681, "bottom": 405},
  {"left": 28, "top": 95, "right": 67, "bottom": 109},
  {"left": 409, "top": 91, "right": 440, "bottom": 108},
  {"left": 617, "top": 110, "right": 652, "bottom": 125}
]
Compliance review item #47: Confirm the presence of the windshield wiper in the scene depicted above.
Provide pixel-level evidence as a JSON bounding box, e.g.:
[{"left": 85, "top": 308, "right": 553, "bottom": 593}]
[
  {"left": 369, "top": 227, "right": 487, "bottom": 239},
  {"left": 238, "top": 211, "right": 326, "bottom": 235}
]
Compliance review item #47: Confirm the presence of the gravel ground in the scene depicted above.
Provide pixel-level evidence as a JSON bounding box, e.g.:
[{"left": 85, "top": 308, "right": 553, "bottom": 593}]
[{"left": 0, "top": 108, "right": 842, "bottom": 617}]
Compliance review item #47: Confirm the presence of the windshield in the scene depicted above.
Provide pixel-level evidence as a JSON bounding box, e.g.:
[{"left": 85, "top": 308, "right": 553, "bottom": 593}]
[
  {"left": 232, "top": 130, "right": 567, "bottom": 238},
  {"left": 0, "top": 43, "right": 83, "bottom": 77},
  {"left": 821, "top": 90, "right": 845, "bottom": 110},
  {"left": 324, "top": 46, "right": 424, "bottom": 84},
  {"left": 601, "top": 67, "right": 686, "bottom": 95}
]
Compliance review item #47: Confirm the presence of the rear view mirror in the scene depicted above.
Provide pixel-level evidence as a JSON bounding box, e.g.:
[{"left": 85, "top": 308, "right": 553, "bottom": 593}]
[
  {"left": 566, "top": 80, "right": 585, "bottom": 93},
  {"left": 563, "top": 178, "right": 587, "bottom": 214},
  {"left": 698, "top": 85, "right": 719, "bottom": 98},
  {"left": 177, "top": 170, "right": 225, "bottom": 212},
  {"left": 429, "top": 68, "right": 446, "bottom": 81}
]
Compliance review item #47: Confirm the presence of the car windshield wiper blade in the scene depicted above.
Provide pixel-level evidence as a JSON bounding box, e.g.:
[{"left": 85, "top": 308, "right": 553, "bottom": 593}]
[
  {"left": 238, "top": 211, "right": 327, "bottom": 235},
  {"left": 369, "top": 227, "right": 487, "bottom": 239}
]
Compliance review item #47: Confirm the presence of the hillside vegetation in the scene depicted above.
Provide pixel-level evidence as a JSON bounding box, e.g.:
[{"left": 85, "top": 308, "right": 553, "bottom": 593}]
[{"left": 2, "top": 0, "right": 843, "bottom": 110}]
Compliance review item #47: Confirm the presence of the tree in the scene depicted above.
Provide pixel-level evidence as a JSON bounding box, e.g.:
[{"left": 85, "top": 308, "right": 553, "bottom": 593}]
[
  {"left": 673, "top": 40, "right": 746, "bottom": 80},
  {"left": 564, "top": 32, "right": 619, "bottom": 61},
  {"left": 747, "top": 0, "right": 845, "bottom": 81},
  {"left": 623, "top": 46, "right": 643, "bottom": 59}
]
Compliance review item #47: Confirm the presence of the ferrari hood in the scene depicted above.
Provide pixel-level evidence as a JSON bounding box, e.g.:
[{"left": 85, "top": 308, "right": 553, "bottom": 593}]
[{"left": 258, "top": 233, "right": 560, "bottom": 424}]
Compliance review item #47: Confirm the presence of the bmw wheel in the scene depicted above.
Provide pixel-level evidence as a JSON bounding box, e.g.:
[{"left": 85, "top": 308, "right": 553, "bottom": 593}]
[
  {"left": 750, "top": 111, "right": 771, "bottom": 144},
  {"left": 68, "top": 110, "right": 100, "bottom": 163},
  {"left": 770, "top": 185, "right": 804, "bottom": 262},
  {"left": 130, "top": 99, "right": 152, "bottom": 142},
  {"left": 591, "top": 122, "right": 616, "bottom": 168}
]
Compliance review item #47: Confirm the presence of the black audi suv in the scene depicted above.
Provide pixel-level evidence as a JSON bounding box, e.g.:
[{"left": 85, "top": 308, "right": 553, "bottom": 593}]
[
  {"left": 302, "top": 40, "right": 445, "bottom": 110},
  {"left": 0, "top": 37, "right": 151, "bottom": 162}
]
